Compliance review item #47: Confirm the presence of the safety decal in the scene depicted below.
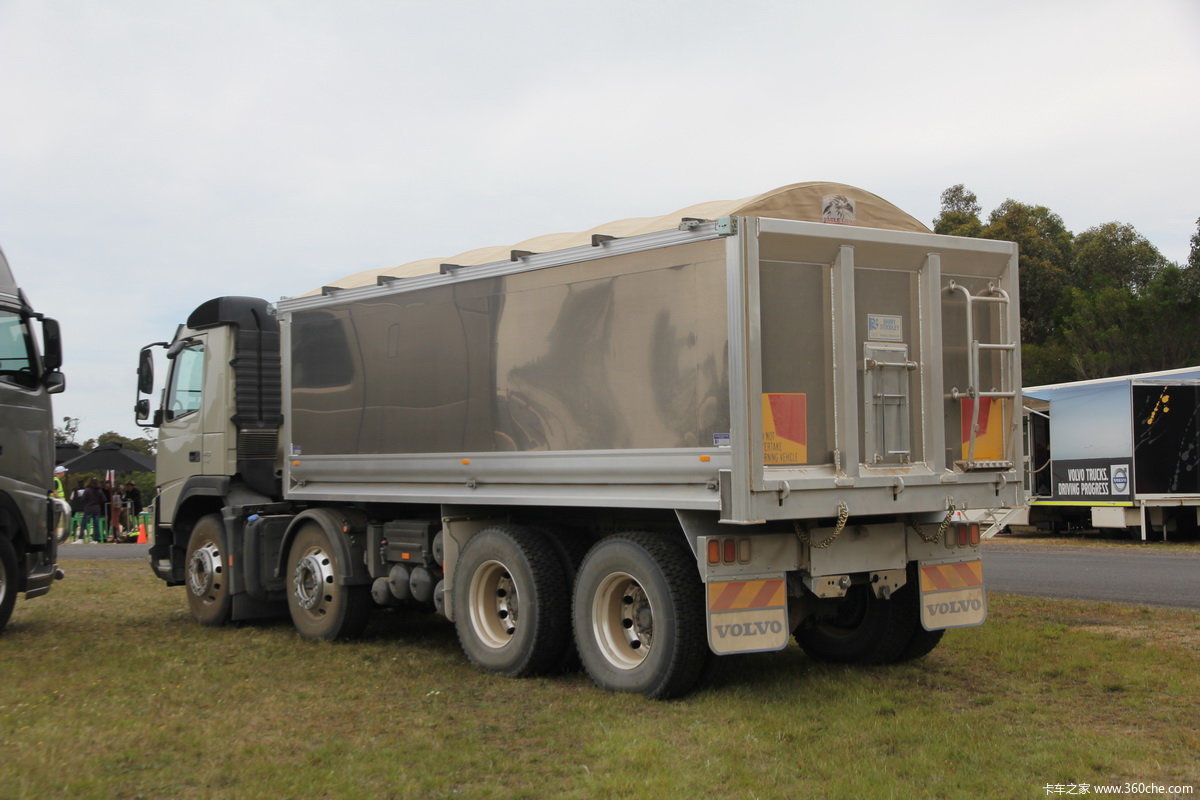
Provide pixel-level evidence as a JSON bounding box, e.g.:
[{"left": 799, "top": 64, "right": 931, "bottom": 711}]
[
  {"left": 960, "top": 397, "right": 1006, "bottom": 461},
  {"left": 919, "top": 560, "right": 983, "bottom": 593},
  {"left": 707, "top": 579, "right": 786, "bottom": 612},
  {"left": 762, "top": 393, "right": 807, "bottom": 465}
]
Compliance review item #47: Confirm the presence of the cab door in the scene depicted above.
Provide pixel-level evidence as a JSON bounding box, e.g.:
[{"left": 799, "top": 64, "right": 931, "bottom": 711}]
[{"left": 156, "top": 335, "right": 207, "bottom": 526}]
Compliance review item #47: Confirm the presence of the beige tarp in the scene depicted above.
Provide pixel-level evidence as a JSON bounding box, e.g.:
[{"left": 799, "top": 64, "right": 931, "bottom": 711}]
[{"left": 318, "top": 181, "right": 929, "bottom": 292}]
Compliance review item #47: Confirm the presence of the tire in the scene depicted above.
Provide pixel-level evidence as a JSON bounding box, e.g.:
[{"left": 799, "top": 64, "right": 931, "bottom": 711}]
[
  {"left": 452, "top": 525, "right": 571, "bottom": 677},
  {"left": 572, "top": 533, "right": 710, "bottom": 699},
  {"left": 286, "top": 522, "right": 370, "bottom": 641},
  {"left": 185, "top": 514, "right": 232, "bottom": 626},
  {"left": 899, "top": 625, "right": 945, "bottom": 661},
  {"left": 893, "top": 575, "right": 945, "bottom": 662},
  {"left": 0, "top": 536, "right": 18, "bottom": 633},
  {"left": 795, "top": 583, "right": 917, "bottom": 665}
]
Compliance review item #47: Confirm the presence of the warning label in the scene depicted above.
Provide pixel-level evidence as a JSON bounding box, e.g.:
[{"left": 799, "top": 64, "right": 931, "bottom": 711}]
[{"left": 762, "top": 393, "right": 807, "bottom": 465}]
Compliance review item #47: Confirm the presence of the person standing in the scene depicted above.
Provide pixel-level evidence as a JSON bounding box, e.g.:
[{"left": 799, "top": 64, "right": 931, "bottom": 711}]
[
  {"left": 81, "top": 479, "right": 106, "bottom": 543},
  {"left": 51, "top": 466, "right": 67, "bottom": 534}
]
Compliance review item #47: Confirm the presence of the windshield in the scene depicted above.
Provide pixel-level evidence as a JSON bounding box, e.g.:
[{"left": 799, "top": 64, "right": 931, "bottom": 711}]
[
  {"left": 166, "top": 342, "right": 205, "bottom": 419},
  {"left": 0, "top": 309, "right": 38, "bottom": 389}
]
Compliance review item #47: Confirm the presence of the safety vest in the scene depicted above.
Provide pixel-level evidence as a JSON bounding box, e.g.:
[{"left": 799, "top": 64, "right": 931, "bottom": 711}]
[{"left": 52, "top": 477, "right": 65, "bottom": 500}]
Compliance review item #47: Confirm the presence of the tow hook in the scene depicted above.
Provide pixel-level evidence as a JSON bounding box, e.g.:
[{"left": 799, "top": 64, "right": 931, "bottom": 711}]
[{"left": 54, "top": 568, "right": 65, "bottom": 581}]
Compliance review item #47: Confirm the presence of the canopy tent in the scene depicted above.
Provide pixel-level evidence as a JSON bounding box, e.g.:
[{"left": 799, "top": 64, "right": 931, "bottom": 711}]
[
  {"left": 62, "top": 442, "right": 155, "bottom": 473},
  {"left": 314, "top": 181, "right": 931, "bottom": 293}
]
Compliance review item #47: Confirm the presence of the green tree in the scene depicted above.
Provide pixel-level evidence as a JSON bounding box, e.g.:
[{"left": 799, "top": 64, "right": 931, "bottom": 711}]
[
  {"left": 1190, "top": 216, "right": 1200, "bottom": 271},
  {"left": 933, "top": 184, "right": 984, "bottom": 238},
  {"left": 1070, "top": 222, "right": 1169, "bottom": 292},
  {"left": 55, "top": 416, "right": 80, "bottom": 446},
  {"left": 81, "top": 431, "right": 157, "bottom": 456},
  {"left": 983, "top": 200, "right": 1073, "bottom": 346}
]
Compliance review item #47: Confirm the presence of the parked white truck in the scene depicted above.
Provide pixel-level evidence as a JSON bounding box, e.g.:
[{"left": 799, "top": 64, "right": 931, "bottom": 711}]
[
  {"left": 137, "top": 182, "right": 1022, "bottom": 697},
  {"left": 0, "top": 247, "right": 65, "bottom": 632}
]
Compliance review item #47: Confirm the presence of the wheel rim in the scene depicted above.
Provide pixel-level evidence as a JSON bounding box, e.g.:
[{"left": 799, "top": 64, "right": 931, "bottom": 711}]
[
  {"left": 591, "top": 571, "right": 653, "bottom": 670},
  {"left": 293, "top": 546, "right": 335, "bottom": 614},
  {"left": 468, "top": 559, "right": 518, "bottom": 649},
  {"left": 187, "top": 540, "right": 223, "bottom": 603}
]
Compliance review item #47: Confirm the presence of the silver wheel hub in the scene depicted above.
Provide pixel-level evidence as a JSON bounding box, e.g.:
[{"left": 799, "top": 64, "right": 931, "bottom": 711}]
[
  {"left": 468, "top": 560, "right": 519, "bottom": 649},
  {"left": 188, "top": 541, "right": 222, "bottom": 598},
  {"left": 592, "top": 572, "right": 653, "bottom": 669},
  {"left": 294, "top": 548, "right": 335, "bottom": 611}
]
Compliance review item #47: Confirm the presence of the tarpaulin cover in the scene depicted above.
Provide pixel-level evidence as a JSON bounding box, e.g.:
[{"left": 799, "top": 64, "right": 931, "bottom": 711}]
[{"left": 319, "top": 181, "right": 930, "bottom": 292}]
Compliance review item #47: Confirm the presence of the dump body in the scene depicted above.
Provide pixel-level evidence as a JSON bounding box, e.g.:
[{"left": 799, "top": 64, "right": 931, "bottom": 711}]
[
  {"left": 1025, "top": 367, "right": 1200, "bottom": 539},
  {"left": 0, "top": 247, "right": 65, "bottom": 631},
  {"left": 140, "top": 185, "right": 1022, "bottom": 697},
  {"left": 280, "top": 217, "right": 1023, "bottom": 520}
]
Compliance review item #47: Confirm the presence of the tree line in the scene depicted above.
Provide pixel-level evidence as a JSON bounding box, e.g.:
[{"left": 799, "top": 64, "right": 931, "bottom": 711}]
[{"left": 934, "top": 185, "right": 1200, "bottom": 386}]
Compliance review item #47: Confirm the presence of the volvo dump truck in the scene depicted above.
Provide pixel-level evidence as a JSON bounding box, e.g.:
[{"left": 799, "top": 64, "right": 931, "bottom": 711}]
[
  {"left": 0, "top": 247, "right": 65, "bottom": 632},
  {"left": 137, "top": 182, "right": 1022, "bottom": 698}
]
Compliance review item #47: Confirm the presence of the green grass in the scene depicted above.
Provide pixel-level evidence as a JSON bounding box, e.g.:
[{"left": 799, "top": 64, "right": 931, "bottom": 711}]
[{"left": 2, "top": 560, "right": 1198, "bottom": 799}]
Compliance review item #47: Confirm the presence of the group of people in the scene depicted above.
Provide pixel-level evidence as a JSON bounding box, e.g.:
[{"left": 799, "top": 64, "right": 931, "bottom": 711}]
[{"left": 54, "top": 466, "right": 145, "bottom": 543}]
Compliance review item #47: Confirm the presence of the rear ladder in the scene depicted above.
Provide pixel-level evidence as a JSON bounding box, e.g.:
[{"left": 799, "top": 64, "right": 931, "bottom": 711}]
[{"left": 945, "top": 280, "right": 1017, "bottom": 470}]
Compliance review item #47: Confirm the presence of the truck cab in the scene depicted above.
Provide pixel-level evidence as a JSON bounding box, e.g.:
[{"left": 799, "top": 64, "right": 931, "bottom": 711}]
[
  {"left": 0, "top": 247, "right": 65, "bottom": 631},
  {"left": 136, "top": 297, "right": 282, "bottom": 587}
]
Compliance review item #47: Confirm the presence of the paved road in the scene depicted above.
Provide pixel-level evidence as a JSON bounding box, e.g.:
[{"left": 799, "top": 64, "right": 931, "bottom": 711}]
[
  {"left": 58, "top": 541, "right": 1200, "bottom": 609},
  {"left": 981, "top": 542, "right": 1200, "bottom": 609}
]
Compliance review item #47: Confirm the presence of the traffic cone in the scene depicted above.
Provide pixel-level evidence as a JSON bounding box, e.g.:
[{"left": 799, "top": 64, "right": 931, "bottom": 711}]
[{"left": 137, "top": 523, "right": 148, "bottom": 544}]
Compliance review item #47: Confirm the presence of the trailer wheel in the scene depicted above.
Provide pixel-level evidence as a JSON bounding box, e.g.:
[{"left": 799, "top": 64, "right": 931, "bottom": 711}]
[
  {"left": 572, "top": 533, "right": 710, "bottom": 699},
  {"left": 795, "top": 584, "right": 916, "bottom": 665},
  {"left": 286, "top": 523, "right": 370, "bottom": 641},
  {"left": 452, "top": 525, "right": 570, "bottom": 677},
  {"left": 0, "top": 535, "right": 18, "bottom": 632},
  {"left": 185, "top": 514, "right": 232, "bottom": 626}
]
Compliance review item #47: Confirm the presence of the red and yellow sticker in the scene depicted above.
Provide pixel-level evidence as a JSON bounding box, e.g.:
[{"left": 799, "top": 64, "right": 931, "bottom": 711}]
[
  {"left": 762, "top": 393, "right": 807, "bottom": 465},
  {"left": 919, "top": 560, "right": 984, "bottom": 592},
  {"left": 960, "top": 397, "right": 1007, "bottom": 461}
]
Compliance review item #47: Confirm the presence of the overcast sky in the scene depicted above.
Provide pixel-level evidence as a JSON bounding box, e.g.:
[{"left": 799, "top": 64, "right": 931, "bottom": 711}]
[{"left": 2, "top": 0, "right": 1198, "bottom": 443}]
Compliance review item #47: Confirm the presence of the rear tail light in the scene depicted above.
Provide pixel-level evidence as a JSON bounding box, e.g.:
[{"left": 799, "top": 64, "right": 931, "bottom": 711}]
[
  {"left": 706, "top": 538, "right": 752, "bottom": 565},
  {"left": 946, "top": 522, "right": 982, "bottom": 549}
]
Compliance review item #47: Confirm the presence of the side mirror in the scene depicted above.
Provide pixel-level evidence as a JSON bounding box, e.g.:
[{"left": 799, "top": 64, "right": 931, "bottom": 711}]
[
  {"left": 41, "top": 318, "right": 62, "bottom": 371},
  {"left": 137, "top": 348, "right": 155, "bottom": 394},
  {"left": 43, "top": 370, "right": 65, "bottom": 395},
  {"left": 135, "top": 398, "right": 150, "bottom": 420}
]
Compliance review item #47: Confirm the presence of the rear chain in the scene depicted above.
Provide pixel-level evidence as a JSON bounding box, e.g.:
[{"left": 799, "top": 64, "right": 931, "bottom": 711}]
[{"left": 794, "top": 501, "right": 849, "bottom": 550}]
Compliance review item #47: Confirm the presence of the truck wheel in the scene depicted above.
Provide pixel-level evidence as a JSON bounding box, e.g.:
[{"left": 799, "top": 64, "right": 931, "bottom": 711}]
[
  {"left": 286, "top": 523, "right": 370, "bottom": 641},
  {"left": 453, "top": 525, "right": 570, "bottom": 677},
  {"left": 795, "top": 584, "right": 916, "bottom": 665},
  {"left": 572, "top": 533, "right": 710, "bottom": 699},
  {"left": 185, "top": 514, "right": 232, "bottom": 626},
  {"left": 892, "top": 578, "right": 945, "bottom": 661},
  {"left": 0, "top": 536, "right": 18, "bottom": 632}
]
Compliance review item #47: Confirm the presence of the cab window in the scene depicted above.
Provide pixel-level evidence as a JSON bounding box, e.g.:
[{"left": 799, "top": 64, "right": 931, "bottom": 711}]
[
  {"left": 166, "top": 342, "right": 205, "bottom": 420},
  {"left": 0, "top": 309, "right": 38, "bottom": 389}
]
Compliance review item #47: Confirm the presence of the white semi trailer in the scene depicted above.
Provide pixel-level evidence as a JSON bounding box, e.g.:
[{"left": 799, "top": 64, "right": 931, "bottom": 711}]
[
  {"left": 0, "top": 247, "right": 65, "bottom": 631},
  {"left": 136, "top": 182, "right": 1022, "bottom": 697}
]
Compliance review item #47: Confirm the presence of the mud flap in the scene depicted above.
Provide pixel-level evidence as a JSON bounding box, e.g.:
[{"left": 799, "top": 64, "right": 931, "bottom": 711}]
[
  {"left": 705, "top": 576, "right": 791, "bottom": 655},
  {"left": 918, "top": 559, "right": 987, "bottom": 631}
]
